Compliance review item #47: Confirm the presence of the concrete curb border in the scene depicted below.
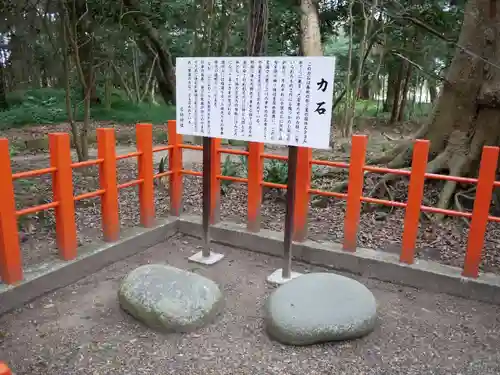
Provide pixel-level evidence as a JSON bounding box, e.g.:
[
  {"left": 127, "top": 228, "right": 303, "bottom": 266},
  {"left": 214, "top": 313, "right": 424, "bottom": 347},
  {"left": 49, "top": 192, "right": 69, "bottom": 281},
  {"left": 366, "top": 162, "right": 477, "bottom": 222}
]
[
  {"left": 0, "top": 218, "right": 178, "bottom": 315},
  {"left": 178, "top": 216, "right": 500, "bottom": 305},
  {"left": 2, "top": 215, "right": 500, "bottom": 315}
]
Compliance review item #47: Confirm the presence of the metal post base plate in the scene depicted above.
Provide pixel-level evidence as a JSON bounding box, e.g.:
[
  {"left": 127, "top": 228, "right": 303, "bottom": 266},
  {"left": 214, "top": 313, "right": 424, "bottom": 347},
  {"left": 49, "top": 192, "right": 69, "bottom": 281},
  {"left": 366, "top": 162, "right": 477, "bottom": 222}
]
[
  {"left": 188, "top": 251, "right": 224, "bottom": 265},
  {"left": 266, "top": 268, "right": 302, "bottom": 285}
]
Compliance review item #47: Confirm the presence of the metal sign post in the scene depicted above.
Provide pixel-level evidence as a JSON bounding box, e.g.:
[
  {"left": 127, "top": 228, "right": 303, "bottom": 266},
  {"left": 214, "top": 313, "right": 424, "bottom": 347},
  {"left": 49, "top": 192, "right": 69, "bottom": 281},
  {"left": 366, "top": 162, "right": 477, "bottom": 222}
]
[
  {"left": 266, "top": 146, "right": 302, "bottom": 284},
  {"left": 283, "top": 146, "right": 298, "bottom": 279},
  {"left": 188, "top": 136, "right": 224, "bottom": 265},
  {"left": 202, "top": 136, "right": 212, "bottom": 258}
]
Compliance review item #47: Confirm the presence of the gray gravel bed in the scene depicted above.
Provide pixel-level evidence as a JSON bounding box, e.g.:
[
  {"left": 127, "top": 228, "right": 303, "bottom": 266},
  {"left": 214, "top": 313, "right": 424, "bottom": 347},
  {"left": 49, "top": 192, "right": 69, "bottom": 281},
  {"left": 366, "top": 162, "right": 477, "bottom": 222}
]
[{"left": 1, "top": 235, "right": 500, "bottom": 374}]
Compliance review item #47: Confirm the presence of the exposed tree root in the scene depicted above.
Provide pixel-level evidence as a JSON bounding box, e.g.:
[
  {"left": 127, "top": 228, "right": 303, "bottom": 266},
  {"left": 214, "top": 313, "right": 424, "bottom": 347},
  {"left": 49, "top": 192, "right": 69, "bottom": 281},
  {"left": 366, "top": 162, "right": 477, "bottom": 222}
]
[
  {"left": 367, "top": 122, "right": 429, "bottom": 166},
  {"left": 454, "top": 186, "right": 477, "bottom": 226},
  {"left": 361, "top": 149, "right": 449, "bottom": 220},
  {"left": 434, "top": 155, "right": 468, "bottom": 221},
  {"left": 365, "top": 178, "right": 396, "bottom": 220},
  {"left": 317, "top": 124, "right": 430, "bottom": 196},
  {"left": 368, "top": 148, "right": 448, "bottom": 197},
  {"left": 311, "top": 145, "right": 413, "bottom": 207},
  {"left": 312, "top": 126, "right": 493, "bottom": 221}
]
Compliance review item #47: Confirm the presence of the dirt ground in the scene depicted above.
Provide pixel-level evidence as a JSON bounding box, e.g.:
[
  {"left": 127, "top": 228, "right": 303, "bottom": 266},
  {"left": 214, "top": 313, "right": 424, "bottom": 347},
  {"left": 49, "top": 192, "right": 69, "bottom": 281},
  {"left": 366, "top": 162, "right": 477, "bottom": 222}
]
[{"left": 1, "top": 235, "right": 500, "bottom": 375}]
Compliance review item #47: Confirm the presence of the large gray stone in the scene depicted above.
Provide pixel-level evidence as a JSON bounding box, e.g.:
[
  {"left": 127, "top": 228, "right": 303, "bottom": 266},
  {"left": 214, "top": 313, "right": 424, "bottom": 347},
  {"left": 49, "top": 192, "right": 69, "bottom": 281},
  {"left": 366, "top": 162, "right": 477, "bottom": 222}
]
[
  {"left": 265, "top": 272, "right": 377, "bottom": 345},
  {"left": 118, "top": 264, "right": 223, "bottom": 332}
]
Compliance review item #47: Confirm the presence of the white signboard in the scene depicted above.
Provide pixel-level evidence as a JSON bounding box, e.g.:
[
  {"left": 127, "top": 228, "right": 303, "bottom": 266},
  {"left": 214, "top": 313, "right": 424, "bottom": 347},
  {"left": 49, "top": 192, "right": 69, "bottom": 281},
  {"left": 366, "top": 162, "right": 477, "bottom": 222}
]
[{"left": 176, "top": 57, "right": 335, "bottom": 149}]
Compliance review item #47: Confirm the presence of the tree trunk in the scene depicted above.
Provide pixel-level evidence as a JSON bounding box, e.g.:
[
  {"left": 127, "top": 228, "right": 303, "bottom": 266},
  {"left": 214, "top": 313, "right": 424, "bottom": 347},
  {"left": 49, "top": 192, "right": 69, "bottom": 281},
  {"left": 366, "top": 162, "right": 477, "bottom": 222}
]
[
  {"left": 190, "top": 0, "right": 202, "bottom": 56},
  {"left": 203, "top": 0, "right": 215, "bottom": 56},
  {"left": 104, "top": 67, "right": 112, "bottom": 110},
  {"left": 60, "top": 1, "right": 91, "bottom": 161},
  {"left": 41, "top": 63, "right": 50, "bottom": 88},
  {"left": 384, "top": 67, "right": 397, "bottom": 112},
  {"left": 374, "top": 0, "right": 500, "bottom": 213},
  {"left": 69, "top": 0, "right": 99, "bottom": 104},
  {"left": 149, "top": 80, "right": 159, "bottom": 105},
  {"left": 359, "top": 81, "right": 370, "bottom": 100},
  {"left": 390, "top": 61, "right": 404, "bottom": 124},
  {"left": 247, "top": 0, "right": 269, "bottom": 56},
  {"left": 0, "top": 62, "right": 8, "bottom": 111},
  {"left": 397, "top": 61, "right": 412, "bottom": 122},
  {"left": 299, "top": 0, "right": 323, "bottom": 57},
  {"left": 219, "top": 0, "right": 238, "bottom": 56},
  {"left": 124, "top": 0, "right": 176, "bottom": 105},
  {"left": 428, "top": 83, "right": 437, "bottom": 103}
]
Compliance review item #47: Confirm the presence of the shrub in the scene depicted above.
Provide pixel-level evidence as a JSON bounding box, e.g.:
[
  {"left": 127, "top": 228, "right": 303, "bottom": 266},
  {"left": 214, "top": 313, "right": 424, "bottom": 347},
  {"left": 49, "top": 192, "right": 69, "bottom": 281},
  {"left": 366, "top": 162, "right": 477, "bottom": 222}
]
[{"left": 0, "top": 87, "right": 175, "bottom": 129}]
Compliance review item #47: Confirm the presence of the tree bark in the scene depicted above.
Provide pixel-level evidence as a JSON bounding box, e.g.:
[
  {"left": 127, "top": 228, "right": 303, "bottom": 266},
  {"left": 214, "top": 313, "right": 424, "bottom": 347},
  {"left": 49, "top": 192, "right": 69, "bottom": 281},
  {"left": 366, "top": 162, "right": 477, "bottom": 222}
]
[
  {"left": 428, "top": 83, "right": 437, "bottom": 103},
  {"left": 247, "top": 0, "right": 269, "bottom": 56},
  {"left": 397, "top": 60, "right": 412, "bottom": 122},
  {"left": 373, "top": 0, "right": 500, "bottom": 213},
  {"left": 67, "top": 0, "right": 99, "bottom": 104},
  {"left": 8, "top": 33, "right": 29, "bottom": 91},
  {"left": 203, "top": 0, "right": 215, "bottom": 56},
  {"left": 384, "top": 66, "right": 397, "bottom": 112},
  {"left": 390, "top": 60, "right": 405, "bottom": 124},
  {"left": 60, "top": 5, "right": 84, "bottom": 161},
  {"left": 359, "top": 81, "right": 370, "bottom": 100},
  {"left": 123, "top": 0, "right": 177, "bottom": 105},
  {"left": 0, "top": 62, "right": 8, "bottom": 111},
  {"left": 299, "top": 0, "right": 323, "bottom": 57},
  {"left": 219, "top": 0, "right": 238, "bottom": 56}
]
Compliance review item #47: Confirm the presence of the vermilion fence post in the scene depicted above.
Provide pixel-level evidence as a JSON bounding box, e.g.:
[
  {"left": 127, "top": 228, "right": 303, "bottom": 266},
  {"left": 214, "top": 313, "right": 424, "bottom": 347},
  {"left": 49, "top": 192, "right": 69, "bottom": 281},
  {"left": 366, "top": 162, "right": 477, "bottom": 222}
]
[
  {"left": 247, "top": 142, "right": 264, "bottom": 232},
  {"left": 0, "top": 362, "right": 11, "bottom": 375},
  {"left": 136, "top": 124, "right": 155, "bottom": 227},
  {"left": 168, "top": 120, "right": 183, "bottom": 216},
  {"left": 462, "top": 146, "right": 499, "bottom": 278},
  {"left": 0, "top": 139, "right": 22, "bottom": 284},
  {"left": 49, "top": 133, "right": 77, "bottom": 260},
  {"left": 210, "top": 138, "right": 221, "bottom": 224},
  {"left": 400, "top": 140, "right": 429, "bottom": 264},
  {"left": 343, "top": 135, "right": 368, "bottom": 251},
  {"left": 293, "top": 147, "right": 312, "bottom": 241},
  {"left": 97, "top": 128, "right": 120, "bottom": 242}
]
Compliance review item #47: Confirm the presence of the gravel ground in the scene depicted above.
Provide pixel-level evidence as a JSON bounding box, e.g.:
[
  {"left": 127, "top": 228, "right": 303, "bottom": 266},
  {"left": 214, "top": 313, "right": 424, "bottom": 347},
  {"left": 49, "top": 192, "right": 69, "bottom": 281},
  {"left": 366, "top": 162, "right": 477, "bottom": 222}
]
[{"left": 1, "top": 235, "right": 500, "bottom": 375}]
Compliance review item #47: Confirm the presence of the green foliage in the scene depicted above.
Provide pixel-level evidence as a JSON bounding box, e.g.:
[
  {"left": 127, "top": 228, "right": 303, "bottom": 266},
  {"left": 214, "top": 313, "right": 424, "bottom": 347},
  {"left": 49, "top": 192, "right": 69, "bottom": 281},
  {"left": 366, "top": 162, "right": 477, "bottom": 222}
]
[
  {"left": 1, "top": 88, "right": 69, "bottom": 127},
  {"left": 238, "top": 155, "right": 248, "bottom": 176},
  {"left": 0, "top": 88, "right": 175, "bottom": 129},
  {"left": 264, "top": 159, "right": 288, "bottom": 185},
  {"left": 220, "top": 155, "right": 321, "bottom": 194},
  {"left": 91, "top": 102, "right": 175, "bottom": 125},
  {"left": 220, "top": 155, "right": 241, "bottom": 194},
  {"left": 158, "top": 155, "right": 168, "bottom": 175},
  {"left": 6, "top": 88, "right": 68, "bottom": 107},
  {"left": 9, "top": 143, "right": 21, "bottom": 157},
  {"left": 1, "top": 0, "right": 465, "bottom": 133},
  {"left": 348, "top": 99, "right": 432, "bottom": 119}
]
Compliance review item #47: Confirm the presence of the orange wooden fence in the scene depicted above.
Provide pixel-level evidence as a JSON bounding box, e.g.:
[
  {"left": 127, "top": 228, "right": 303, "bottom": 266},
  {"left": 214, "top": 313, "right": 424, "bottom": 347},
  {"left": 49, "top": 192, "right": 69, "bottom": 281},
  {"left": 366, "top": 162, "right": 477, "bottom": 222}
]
[
  {"left": 0, "top": 362, "right": 11, "bottom": 375},
  {"left": 0, "top": 120, "right": 499, "bottom": 286}
]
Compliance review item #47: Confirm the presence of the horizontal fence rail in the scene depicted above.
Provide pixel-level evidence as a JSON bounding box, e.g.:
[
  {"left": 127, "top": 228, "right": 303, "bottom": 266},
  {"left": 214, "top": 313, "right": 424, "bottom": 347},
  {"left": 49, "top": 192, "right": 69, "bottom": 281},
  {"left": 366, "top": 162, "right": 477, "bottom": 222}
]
[
  {"left": 0, "top": 120, "right": 498, "bottom": 285},
  {"left": 0, "top": 362, "right": 11, "bottom": 375}
]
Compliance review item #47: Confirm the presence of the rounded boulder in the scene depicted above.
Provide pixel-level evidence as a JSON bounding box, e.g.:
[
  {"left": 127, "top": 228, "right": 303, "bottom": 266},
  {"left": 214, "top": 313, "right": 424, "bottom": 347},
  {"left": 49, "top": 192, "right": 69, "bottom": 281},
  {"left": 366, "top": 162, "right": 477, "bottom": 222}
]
[
  {"left": 264, "top": 272, "right": 377, "bottom": 345},
  {"left": 118, "top": 264, "right": 223, "bottom": 332}
]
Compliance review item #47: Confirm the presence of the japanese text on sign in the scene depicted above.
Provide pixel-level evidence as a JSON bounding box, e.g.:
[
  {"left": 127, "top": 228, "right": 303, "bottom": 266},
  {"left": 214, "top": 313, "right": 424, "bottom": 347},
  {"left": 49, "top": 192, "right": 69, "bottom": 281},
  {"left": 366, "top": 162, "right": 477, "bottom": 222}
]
[{"left": 176, "top": 57, "right": 336, "bottom": 149}]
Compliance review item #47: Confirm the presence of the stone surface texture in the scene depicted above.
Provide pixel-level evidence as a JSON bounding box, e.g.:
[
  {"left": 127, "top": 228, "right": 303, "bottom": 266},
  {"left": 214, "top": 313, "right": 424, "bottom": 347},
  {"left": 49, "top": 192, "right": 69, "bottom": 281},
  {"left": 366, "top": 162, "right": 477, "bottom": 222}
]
[
  {"left": 118, "top": 264, "right": 223, "bottom": 332},
  {"left": 265, "top": 272, "right": 377, "bottom": 345}
]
